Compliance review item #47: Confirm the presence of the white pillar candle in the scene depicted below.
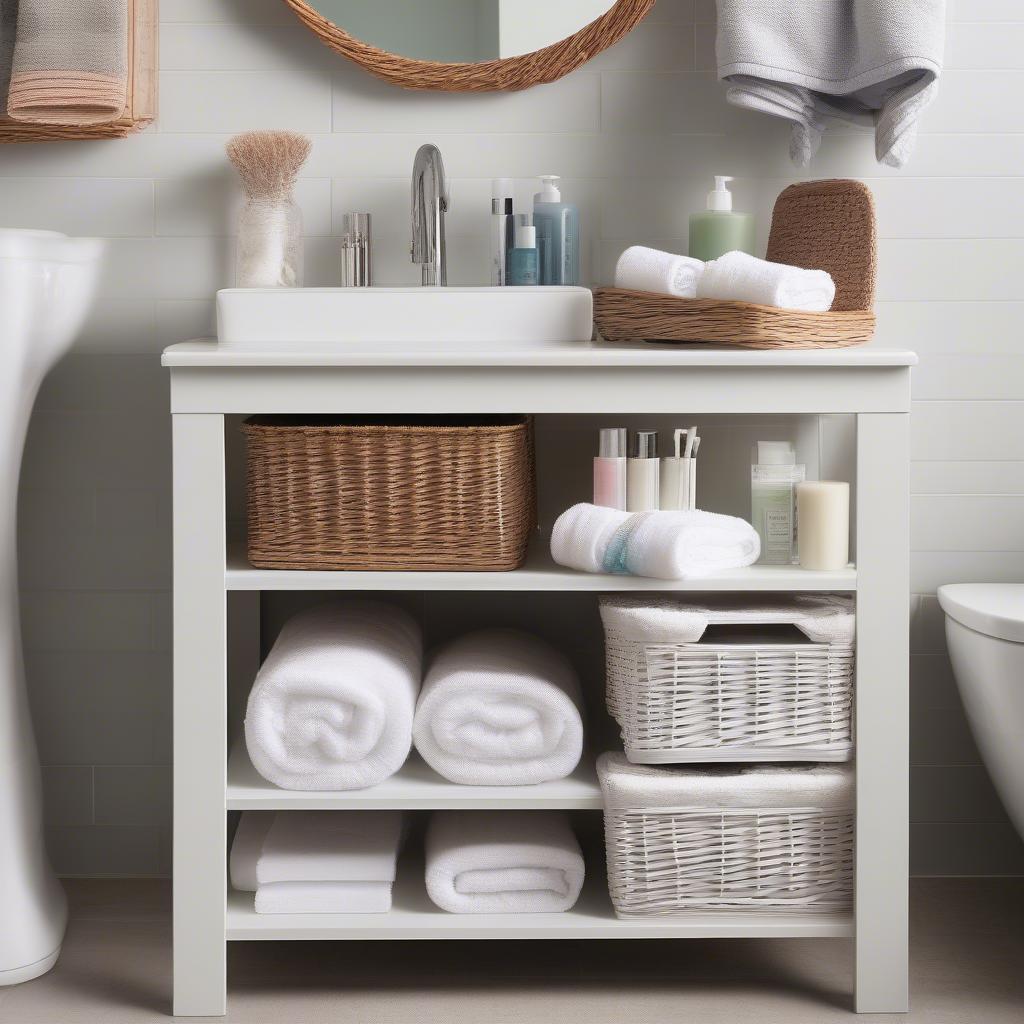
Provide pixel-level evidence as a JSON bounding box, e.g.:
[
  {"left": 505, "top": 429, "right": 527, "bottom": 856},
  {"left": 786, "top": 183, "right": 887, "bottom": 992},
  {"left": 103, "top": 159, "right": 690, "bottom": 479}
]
[{"left": 797, "top": 481, "right": 850, "bottom": 571}]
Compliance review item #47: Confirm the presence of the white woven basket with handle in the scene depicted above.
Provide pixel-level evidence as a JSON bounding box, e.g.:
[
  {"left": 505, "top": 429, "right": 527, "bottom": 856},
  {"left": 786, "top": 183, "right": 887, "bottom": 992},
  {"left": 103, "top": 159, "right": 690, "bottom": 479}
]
[{"left": 600, "top": 594, "right": 855, "bottom": 763}]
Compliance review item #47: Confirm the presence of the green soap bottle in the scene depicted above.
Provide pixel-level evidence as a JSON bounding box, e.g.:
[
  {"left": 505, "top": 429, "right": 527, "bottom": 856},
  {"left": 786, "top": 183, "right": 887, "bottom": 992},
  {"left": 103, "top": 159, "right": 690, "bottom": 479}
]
[{"left": 688, "top": 175, "right": 755, "bottom": 262}]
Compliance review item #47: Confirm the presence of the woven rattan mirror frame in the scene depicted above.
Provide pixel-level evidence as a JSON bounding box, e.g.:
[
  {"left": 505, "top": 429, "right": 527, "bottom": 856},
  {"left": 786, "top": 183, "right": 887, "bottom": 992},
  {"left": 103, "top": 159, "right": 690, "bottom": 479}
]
[{"left": 281, "top": 0, "right": 658, "bottom": 91}]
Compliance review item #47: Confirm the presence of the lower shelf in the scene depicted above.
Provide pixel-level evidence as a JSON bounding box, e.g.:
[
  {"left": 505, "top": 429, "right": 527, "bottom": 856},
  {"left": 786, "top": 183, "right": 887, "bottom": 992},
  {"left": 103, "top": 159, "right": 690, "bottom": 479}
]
[{"left": 226, "top": 865, "right": 854, "bottom": 942}]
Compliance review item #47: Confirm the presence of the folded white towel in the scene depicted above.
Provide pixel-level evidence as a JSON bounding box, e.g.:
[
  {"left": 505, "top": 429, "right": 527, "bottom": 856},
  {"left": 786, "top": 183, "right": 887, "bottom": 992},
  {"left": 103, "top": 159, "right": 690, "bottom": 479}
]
[
  {"left": 255, "top": 881, "right": 393, "bottom": 915},
  {"left": 696, "top": 250, "right": 836, "bottom": 312},
  {"left": 230, "top": 811, "right": 276, "bottom": 892},
  {"left": 256, "top": 811, "right": 403, "bottom": 885},
  {"left": 550, "top": 503, "right": 760, "bottom": 581},
  {"left": 614, "top": 245, "right": 704, "bottom": 298},
  {"left": 599, "top": 593, "right": 854, "bottom": 645},
  {"left": 597, "top": 752, "right": 853, "bottom": 811},
  {"left": 425, "top": 811, "right": 585, "bottom": 914},
  {"left": 244, "top": 601, "right": 423, "bottom": 791},
  {"left": 413, "top": 629, "right": 584, "bottom": 787}
]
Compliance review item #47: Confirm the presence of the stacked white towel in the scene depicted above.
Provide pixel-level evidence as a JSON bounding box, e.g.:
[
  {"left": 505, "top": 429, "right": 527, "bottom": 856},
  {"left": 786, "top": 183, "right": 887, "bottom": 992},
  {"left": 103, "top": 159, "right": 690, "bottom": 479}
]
[
  {"left": 425, "top": 811, "right": 585, "bottom": 914},
  {"left": 244, "top": 601, "right": 423, "bottom": 791},
  {"left": 597, "top": 752, "right": 854, "bottom": 811},
  {"left": 550, "top": 503, "right": 760, "bottom": 581},
  {"left": 696, "top": 250, "right": 836, "bottom": 312},
  {"left": 413, "top": 629, "right": 584, "bottom": 787},
  {"left": 614, "top": 245, "right": 704, "bottom": 298},
  {"left": 598, "top": 593, "right": 855, "bottom": 645},
  {"left": 230, "top": 811, "right": 404, "bottom": 914}
]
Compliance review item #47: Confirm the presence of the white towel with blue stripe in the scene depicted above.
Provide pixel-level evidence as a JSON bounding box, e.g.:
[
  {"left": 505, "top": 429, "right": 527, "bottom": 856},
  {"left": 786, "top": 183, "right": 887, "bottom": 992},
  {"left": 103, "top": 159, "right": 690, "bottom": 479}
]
[{"left": 550, "top": 503, "right": 760, "bottom": 580}]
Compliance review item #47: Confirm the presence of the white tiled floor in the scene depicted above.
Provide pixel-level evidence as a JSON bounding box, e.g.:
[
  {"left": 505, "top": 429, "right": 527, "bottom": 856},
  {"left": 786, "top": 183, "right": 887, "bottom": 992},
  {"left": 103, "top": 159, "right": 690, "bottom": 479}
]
[{"left": 0, "top": 878, "right": 1020, "bottom": 1023}]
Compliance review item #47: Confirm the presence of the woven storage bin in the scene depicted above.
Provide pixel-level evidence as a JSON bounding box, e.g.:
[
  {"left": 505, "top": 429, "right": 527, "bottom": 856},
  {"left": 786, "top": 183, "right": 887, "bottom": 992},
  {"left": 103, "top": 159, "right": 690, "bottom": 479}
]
[
  {"left": 600, "top": 594, "right": 855, "bottom": 763},
  {"left": 593, "top": 179, "right": 876, "bottom": 349},
  {"left": 244, "top": 416, "right": 536, "bottom": 571},
  {"left": 598, "top": 753, "right": 854, "bottom": 917}
]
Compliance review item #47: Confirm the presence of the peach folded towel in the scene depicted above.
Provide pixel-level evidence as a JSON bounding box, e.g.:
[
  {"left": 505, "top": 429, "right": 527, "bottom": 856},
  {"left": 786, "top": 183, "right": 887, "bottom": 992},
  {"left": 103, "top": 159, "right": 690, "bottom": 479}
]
[{"left": 6, "top": 0, "right": 128, "bottom": 125}]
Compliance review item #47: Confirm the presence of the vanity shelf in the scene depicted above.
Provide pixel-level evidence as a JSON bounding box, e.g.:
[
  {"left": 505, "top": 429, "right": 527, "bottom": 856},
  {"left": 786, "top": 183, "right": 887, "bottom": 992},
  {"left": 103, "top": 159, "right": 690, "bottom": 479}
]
[
  {"left": 226, "top": 542, "right": 856, "bottom": 592},
  {"left": 163, "top": 338, "right": 914, "bottom": 1017}
]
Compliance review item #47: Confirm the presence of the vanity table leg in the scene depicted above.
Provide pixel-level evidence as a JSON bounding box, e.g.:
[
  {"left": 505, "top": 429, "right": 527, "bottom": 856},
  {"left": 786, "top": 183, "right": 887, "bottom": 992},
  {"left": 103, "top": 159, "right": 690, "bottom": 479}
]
[
  {"left": 854, "top": 412, "right": 910, "bottom": 1013},
  {"left": 172, "top": 414, "right": 227, "bottom": 1017}
]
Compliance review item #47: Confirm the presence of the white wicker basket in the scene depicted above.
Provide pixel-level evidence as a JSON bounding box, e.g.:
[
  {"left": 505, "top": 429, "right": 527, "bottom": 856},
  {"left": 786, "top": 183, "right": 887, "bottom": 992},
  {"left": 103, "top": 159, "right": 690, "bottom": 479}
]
[
  {"left": 598, "top": 754, "right": 854, "bottom": 917},
  {"left": 601, "top": 594, "right": 855, "bottom": 763}
]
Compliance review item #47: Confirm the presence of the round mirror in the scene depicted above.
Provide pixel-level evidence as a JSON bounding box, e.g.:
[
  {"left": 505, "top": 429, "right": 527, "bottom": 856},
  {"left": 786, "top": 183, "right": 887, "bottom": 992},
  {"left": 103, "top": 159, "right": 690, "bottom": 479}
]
[{"left": 282, "top": 0, "right": 656, "bottom": 91}]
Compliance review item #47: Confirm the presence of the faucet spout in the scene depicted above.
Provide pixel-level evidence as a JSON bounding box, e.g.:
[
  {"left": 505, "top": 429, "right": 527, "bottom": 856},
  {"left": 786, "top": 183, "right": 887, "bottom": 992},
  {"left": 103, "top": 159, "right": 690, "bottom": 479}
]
[{"left": 411, "top": 143, "right": 448, "bottom": 286}]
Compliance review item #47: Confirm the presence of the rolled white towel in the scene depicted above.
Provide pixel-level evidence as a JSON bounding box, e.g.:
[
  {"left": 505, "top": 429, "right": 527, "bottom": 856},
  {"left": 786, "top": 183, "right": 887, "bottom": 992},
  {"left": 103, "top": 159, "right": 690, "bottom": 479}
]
[
  {"left": 550, "top": 503, "right": 760, "bottom": 580},
  {"left": 244, "top": 601, "right": 422, "bottom": 791},
  {"left": 255, "top": 881, "right": 393, "bottom": 915},
  {"left": 425, "top": 811, "right": 585, "bottom": 914},
  {"left": 614, "top": 245, "right": 705, "bottom": 298},
  {"left": 413, "top": 629, "right": 584, "bottom": 787},
  {"left": 696, "top": 249, "right": 836, "bottom": 311}
]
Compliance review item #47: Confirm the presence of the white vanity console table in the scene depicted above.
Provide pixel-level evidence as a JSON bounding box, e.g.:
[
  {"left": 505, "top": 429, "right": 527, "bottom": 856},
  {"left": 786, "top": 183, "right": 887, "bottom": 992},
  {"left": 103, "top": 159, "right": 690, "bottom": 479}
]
[{"left": 162, "top": 339, "right": 915, "bottom": 1017}]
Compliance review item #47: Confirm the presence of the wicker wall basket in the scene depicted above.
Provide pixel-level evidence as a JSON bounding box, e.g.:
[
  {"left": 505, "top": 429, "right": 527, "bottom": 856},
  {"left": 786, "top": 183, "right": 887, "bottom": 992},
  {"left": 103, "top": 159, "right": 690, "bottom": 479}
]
[
  {"left": 244, "top": 417, "right": 536, "bottom": 571},
  {"left": 594, "top": 179, "right": 877, "bottom": 349}
]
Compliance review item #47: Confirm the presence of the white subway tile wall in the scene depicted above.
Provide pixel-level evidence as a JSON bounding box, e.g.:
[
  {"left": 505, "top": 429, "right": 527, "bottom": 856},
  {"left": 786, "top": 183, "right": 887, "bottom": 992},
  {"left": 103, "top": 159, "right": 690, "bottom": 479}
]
[{"left": 8, "top": 0, "right": 1023, "bottom": 876}]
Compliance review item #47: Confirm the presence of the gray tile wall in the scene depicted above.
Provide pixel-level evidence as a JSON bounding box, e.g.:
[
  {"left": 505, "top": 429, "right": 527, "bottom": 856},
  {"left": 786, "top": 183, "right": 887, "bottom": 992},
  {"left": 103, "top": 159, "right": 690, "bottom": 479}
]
[{"left": 7, "top": 0, "right": 1024, "bottom": 875}]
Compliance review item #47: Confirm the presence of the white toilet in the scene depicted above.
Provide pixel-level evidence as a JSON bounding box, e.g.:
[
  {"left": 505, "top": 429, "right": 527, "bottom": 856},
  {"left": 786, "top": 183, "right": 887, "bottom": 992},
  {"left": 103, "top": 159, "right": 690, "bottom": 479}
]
[{"left": 938, "top": 584, "right": 1024, "bottom": 840}]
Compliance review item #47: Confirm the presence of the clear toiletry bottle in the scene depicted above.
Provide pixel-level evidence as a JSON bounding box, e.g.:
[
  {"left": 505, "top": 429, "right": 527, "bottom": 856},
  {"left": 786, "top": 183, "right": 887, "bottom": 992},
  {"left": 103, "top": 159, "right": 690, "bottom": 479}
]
[
  {"left": 339, "top": 212, "right": 372, "bottom": 286},
  {"left": 688, "top": 175, "right": 756, "bottom": 262},
  {"left": 509, "top": 222, "right": 539, "bottom": 286},
  {"left": 750, "top": 441, "right": 806, "bottom": 565},
  {"left": 491, "top": 177, "right": 515, "bottom": 286},
  {"left": 627, "top": 430, "right": 660, "bottom": 512},
  {"left": 533, "top": 175, "right": 580, "bottom": 286},
  {"left": 594, "top": 427, "right": 627, "bottom": 510}
]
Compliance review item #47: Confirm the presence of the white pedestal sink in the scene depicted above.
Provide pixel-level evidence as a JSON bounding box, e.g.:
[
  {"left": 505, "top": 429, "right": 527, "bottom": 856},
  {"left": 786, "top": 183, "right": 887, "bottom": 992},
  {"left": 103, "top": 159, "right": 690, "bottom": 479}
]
[
  {"left": 217, "top": 286, "right": 594, "bottom": 347},
  {"left": 0, "top": 229, "right": 104, "bottom": 986}
]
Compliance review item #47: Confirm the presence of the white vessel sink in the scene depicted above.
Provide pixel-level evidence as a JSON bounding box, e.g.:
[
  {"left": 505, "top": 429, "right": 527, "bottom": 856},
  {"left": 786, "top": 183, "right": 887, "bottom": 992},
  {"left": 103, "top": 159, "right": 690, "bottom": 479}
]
[{"left": 216, "top": 286, "right": 594, "bottom": 348}]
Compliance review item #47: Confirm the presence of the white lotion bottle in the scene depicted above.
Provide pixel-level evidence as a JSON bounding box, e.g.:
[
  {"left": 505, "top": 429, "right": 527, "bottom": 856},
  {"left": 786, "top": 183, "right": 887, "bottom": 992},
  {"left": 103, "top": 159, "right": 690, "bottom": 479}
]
[
  {"left": 627, "top": 430, "right": 659, "bottom": 512},
  {"left": 594, "top": 427, "right": 627, "bottom": 510}
]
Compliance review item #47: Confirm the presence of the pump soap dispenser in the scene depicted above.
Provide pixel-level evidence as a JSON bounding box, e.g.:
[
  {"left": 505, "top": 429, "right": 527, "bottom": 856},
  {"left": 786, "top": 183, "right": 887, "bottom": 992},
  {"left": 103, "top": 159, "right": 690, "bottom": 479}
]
[
  {"left": 533, "top": 175, "right": 580, "bottom": 286},
  {"left": 688, "top": 175, "right": 755, "bottom": 262}
]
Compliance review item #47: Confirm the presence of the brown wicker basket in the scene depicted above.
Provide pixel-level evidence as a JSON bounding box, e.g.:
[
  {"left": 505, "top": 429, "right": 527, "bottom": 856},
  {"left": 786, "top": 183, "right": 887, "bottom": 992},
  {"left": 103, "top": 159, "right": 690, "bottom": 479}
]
[
  {"left": 244, "top": 417, "right": 536, "bottom": 571},
  {"left": 594, "top": 179, "right": 877, "bottom": 349}
]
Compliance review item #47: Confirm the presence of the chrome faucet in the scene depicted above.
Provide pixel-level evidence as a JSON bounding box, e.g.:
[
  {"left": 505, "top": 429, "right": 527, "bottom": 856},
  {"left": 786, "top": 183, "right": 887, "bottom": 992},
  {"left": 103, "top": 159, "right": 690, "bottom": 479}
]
[{"left": 410, "top": 143, "right": 449, "bottom": 286}]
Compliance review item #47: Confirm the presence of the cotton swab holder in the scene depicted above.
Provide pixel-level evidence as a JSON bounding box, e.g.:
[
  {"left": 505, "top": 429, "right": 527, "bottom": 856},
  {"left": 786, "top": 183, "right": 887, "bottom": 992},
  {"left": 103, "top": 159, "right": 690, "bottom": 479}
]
[{"left": 660, "top": 427, "right": 697, "bottom": 511}]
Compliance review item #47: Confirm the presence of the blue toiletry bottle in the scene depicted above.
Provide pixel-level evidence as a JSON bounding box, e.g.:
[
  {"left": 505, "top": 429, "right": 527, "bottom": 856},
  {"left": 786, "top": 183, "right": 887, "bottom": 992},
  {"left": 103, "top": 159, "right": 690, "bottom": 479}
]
[
  {"left": 508, "top": 224, "right": 539, "bottom": 285},
  {"left": 533, "top": 175, "right": 579, "bottom": 286}
]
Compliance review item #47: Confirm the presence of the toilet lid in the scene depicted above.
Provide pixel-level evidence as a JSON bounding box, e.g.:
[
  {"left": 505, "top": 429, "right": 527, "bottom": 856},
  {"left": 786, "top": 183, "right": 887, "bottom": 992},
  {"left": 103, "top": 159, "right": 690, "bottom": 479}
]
[{"left": 938, "top": 584, "right": 1024, "bottom": 643}]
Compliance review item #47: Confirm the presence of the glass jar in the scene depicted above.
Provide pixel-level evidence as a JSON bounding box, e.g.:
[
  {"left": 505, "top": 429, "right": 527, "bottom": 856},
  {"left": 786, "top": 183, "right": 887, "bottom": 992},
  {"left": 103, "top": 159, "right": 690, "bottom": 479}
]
[{"left": 236, "top": 196, "right": 303, "bottom": 288}]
